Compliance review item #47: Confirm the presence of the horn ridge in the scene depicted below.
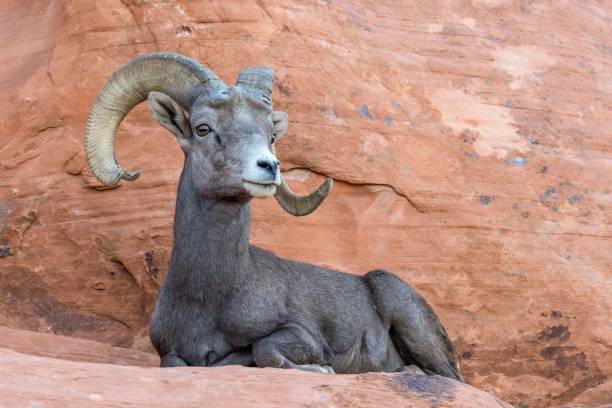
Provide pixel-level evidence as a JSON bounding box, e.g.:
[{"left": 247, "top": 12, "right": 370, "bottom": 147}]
[
  {"left": 235, "top": 66, "right": 274, "bottom": 106},
  {"left": 270, "top": 144, "right": 333, "bottom": 216},
  {"left": 85, "top": 52, "right": 226, "bottom": 186}
]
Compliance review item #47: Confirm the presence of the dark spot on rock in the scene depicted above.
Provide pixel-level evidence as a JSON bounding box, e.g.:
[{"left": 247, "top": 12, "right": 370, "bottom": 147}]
[
  {"left": 598, "top": 43, "right": 612, "bottom": 56},
  {"left": 505, "top": 99, "right": 513, "bottom": 108},
  {"left": 538, "top": 325, "right": 570, "bottom": 342},
  {"left": 391, "top": 101, "right": 407, "bottom": 114},
  {"left": 92, "top": 281, "right": 106, "bottom": 291},
  {"left": 0, "top": 246, "right": 10, "bottom": 257},
  {"left": 551, "top": 310, "right": 563, "bottom": 318},
  {"left": 180, "top": 25, "right": 192, "bottom": 33},
  {"left": 567, "top": 195, "right": 584, "bottom": 205},
  {"left": 539, "top": 164, "right": 549, "bottom": 174},
  {"left": 144, "top": 251, "right": 160, "bottom": 278},
  {"left": 462, "top": 129, "right": 478, "bottom": 144},
  {"left": 462, "top": 351, "right": 473, "bottom": 359},
  {"left": 357, "top": 104, "right": 374, "bottom": 120},
  {"left": 512, "top": 203, "right": 520, "bottom": 209},
  {"left": 479, "top": 195, "right": 493, "bottom": 205},
  {"left": 540, "top": 186, "right": 561, "bottom": 211},
  {"left": 465, "top": 151, "right": 478, "bottom": 160},
  {"left": 384, "top": 116, "right": 394, "bottom": 126},
  {"left": 557, "top": 351, "right": 588, "bottom": 370},
  {"left": 540, "top": 345, "right": 571, "bottom": 360},
  {"left": 536, "top": 342, "right": 607, "bottom": 403},
  {"left": 389, "top": 372, "right": 456, "bottom": 401},
  {"left": 521, "top": 212, "right": 530, "bottom": 218},
  {"left": 541, "top": 346, "right": 589, "bottom": 371},
  {"left": 527, "top": 134, "right": 540, "bottom": 145}
]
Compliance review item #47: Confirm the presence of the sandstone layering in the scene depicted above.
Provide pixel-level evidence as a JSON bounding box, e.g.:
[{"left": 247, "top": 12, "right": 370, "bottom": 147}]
[
  {"left": 0, "top": 1, "right": 610, "bottom": 407},
  {"left": 0, "top": 327, "right": 512, "bottom": 407}
]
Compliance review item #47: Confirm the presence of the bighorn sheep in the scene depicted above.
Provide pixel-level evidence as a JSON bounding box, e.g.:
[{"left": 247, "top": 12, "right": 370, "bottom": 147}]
[{"left": 84, "top": 52, "right": 463, "bottom": 380}]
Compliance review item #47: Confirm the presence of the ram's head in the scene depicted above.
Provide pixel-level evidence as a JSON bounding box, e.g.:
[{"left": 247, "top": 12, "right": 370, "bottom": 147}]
[{"left": 85, "top": 52, "right": 331, "bottom": 216}]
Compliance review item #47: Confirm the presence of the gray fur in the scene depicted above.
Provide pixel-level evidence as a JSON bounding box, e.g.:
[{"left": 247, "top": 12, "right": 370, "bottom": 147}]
[{"left": 144, "top": 84, "right": 463, "bottom": 381}]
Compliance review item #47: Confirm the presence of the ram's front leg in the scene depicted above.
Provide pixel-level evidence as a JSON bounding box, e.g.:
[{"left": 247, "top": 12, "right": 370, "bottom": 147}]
[
  {"left": 252, "top": 324, "right": 335, "bottom": 374},
  {"left": 211, "top": 350, "right": 256, "bottom": 367},
  {"left": 160, "top": 352, "right": 188, "bottom": 367}
]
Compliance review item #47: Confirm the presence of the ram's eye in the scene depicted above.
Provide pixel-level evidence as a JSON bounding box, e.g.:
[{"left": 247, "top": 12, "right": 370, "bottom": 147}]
[
  {"left": 271, "top": 133, "right": 277, "bottom": 144},
  {"left": 195, "top": 124, "right": 211, "bottom": 137}
]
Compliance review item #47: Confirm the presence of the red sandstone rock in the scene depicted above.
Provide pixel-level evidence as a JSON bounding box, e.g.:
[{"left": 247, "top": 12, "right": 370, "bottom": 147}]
[
  {"left": 0, "top": 1, "right": 610, "bottom": 407},
  {"left": 0, "top": 329, "right": 511, "bottom": 408},
  {"left": 0, "top": 349, "right": 510, "bottom": 407},
  {"left": 0, "top": 326, "right": 158, "bottom": 367}
]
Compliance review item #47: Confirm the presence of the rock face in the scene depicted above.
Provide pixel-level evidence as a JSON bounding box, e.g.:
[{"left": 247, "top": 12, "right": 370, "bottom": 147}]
[
  {"left": 0, "top": 329, "right": 511, "bottom": 408},
  {"left": 0, "top": 326, "right": 158, "bottom": 367},
  {"left": 0, "top": 1, "right": 610, "bottom": 407}
]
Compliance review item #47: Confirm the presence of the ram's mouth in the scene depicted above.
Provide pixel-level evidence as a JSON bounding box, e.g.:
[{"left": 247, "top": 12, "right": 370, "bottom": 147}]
[{"left": 243, "top": 180, "right": 277, "bottom": 198}]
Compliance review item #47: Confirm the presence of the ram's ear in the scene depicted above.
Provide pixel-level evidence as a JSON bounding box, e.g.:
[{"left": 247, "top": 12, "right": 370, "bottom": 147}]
[
  {"left": 147, "top": 92, "right": 191, "bottom": 141},
  {"left": 271, "top": 111, "right": 289, "bottom": 142}
]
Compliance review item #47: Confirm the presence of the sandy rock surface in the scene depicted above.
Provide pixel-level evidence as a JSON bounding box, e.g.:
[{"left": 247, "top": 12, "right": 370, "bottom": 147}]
[
  {"left": 0, "top": 349, "right": 511, "bottom": 408},
  {"left": 0, "top": 329, "right": 511, "bottom": 408},
  {"left": 0, "top": 1, "right": 610, "bottom": 407},
  {"left": 0, "top": 326, "right": 159, "bottom": 367}
]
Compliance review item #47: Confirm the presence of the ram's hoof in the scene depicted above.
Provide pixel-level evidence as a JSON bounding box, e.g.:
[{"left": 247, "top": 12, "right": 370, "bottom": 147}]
[
  {"left": 399, "top": 365, "right": 426, "bottom": 376},
  {"left": 295, "top": 364, "right": 335, "bottom": 374}
]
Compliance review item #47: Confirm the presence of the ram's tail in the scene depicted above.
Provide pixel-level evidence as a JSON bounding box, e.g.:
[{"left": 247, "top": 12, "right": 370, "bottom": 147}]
[{"left": 364, "top": 269, "right": 463, "bottom": 381}]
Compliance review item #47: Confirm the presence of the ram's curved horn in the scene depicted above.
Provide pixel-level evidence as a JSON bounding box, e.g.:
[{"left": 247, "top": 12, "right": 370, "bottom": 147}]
[
  {"left": 270, "top": 144, "right": 333, "bottom": 216},
  {"left": 236, "top": 67, "right": 332, "bottom": 216},
  {"left": 85, "top": 52, "right": 226, "bottom": 186},
  {"left": 274, "top": 175, "right": 334, "bottom": 217},
  {"left": 235, "top": 66, "right": 274, "bottom": 106}
]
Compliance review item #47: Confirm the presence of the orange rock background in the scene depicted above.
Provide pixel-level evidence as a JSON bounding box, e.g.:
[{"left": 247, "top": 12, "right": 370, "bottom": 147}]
[{"left": 0, "top": 1, "right": 610, "bottom": 407}]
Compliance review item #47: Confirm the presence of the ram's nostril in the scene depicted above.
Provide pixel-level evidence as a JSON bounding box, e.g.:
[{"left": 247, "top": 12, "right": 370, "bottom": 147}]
[
  {"left": 257, "top": 159, "right": 279, "bottom": 175},
  {"left": 256, "top": 160, "right": 270, "bottom": 171}
]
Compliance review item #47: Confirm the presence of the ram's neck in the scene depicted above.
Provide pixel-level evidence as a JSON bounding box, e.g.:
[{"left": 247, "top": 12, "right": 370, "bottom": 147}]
[{"left": 166, "top": 168, "right": 251, "bottom": 306}]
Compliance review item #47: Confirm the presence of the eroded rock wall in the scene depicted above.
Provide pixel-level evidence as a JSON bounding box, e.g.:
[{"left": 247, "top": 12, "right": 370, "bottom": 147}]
[{"left": 0, "top": 1, "right": 610, "bottom": 407}]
